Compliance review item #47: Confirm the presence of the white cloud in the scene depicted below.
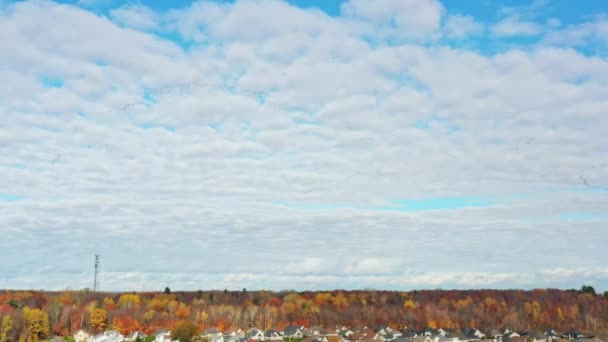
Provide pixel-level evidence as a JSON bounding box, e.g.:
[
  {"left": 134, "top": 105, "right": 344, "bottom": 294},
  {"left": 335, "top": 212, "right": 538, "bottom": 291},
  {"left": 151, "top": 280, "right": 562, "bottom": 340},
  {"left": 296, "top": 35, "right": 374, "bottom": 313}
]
[
  {"left": 491, "top": 16, "right": 542, "bottom": 36},
  {"left": 341, "top": 0, "right": 445, "bottom": 39},
  {"left": 442, "top": 14, "right": 484, "bottom": 39},
  {"left": 110, "top": 3, "right": 160, "bottom": 31},
  {"left": 544, "top": 16, "right": 608, "bottom": 49},
  {"left": 0, "top": 0, "right": 607, "bottom": 290}
]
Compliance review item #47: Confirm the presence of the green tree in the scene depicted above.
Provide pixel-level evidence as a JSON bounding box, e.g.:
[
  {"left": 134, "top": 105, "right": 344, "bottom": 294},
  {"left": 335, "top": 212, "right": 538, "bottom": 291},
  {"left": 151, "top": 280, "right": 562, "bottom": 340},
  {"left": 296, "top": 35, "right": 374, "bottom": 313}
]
[
  {"left": 580, "top": 285, "right": 596, "bottom": 295},
  {"left": 172, "top": 320, "right": 198, "bottom": 342},
  {"left": 164, "top": 287, "right": 171, "bottom": 294},
  {"left": 7, "top": 300, "right": 18, "bottom": 309}
]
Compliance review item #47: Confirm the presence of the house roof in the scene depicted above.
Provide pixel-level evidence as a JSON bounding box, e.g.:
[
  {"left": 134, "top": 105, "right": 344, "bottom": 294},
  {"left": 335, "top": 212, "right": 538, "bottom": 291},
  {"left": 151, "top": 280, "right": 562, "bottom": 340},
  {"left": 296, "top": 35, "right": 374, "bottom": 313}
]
[
  {"left": 402, "top": 331, "right": 417, "bottom": 338},
  {"left": 487, "top": 330, "right": 502, "bottom": 337},
  {"left": 226, "top": 337, "right": 245, "bottom": 342},
  {"left": 285, "top": 326, "right": 303, "bottom": 335},
  {"left": 526, "top": 331, "right": 546, "bottom": 339},
  {"left": 265, "top": 329, "right": 280, "bottom": 336},
  {"left": 321, "top": 328, "right": 337, "bottom": 335}
]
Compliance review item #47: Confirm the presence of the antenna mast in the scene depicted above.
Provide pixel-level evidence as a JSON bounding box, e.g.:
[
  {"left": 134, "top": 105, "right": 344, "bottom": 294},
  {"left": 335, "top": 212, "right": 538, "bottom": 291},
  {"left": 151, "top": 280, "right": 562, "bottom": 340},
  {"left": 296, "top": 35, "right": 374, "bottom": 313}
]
[{"left": 93, "top": 254, "right": 100, "bottom": 292}]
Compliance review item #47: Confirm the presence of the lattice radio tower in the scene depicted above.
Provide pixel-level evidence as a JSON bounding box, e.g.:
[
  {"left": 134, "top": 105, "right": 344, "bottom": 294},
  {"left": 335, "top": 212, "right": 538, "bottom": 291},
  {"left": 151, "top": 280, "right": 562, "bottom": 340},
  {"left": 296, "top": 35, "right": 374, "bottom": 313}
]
[{"left": 93, "top": 254, "right": 100, "bottom": 292}]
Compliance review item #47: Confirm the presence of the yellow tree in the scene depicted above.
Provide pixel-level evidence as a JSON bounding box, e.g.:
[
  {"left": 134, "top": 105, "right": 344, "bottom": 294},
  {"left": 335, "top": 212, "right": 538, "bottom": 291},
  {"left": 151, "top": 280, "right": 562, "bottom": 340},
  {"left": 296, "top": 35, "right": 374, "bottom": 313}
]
[
  {"left": 314, "top": 293, "right": 333, "bottom": 306},
  {"left": 175, "top": 303, "right": 192, "bottom": 319},
  {"left": 200, "top": 310, "right": 209, "bottom": 327},
  {"left": 144, "top": 310, "right": 155, "bottom": 326},
  {"left": 332, "top": 293, "right": 349, "bottom": 308},
  {"left": 403, "top": 300, "right": 416, "bottom": 309},
  {"left": 1, "top": 315, "right": 13, "bottom": 342},
  {"left": 90, "top": 308, "right": 108, "bottom": 333},
  {"left": 57, "top": 292, "right": 74, "bottom": 306},
  {"left": 118, "top": 294, "right": 141, "bottom": 310},
  {"left": 557, "top": 307, "right": 565, "bottom": 322},
  {"left": 22, "top": 307, "right": 50, "bottom": 339}
]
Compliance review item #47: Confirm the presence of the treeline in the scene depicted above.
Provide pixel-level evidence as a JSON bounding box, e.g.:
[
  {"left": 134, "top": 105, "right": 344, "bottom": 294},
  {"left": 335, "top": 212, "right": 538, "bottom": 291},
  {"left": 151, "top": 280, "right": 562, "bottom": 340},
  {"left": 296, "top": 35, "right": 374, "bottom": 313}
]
[{"left": 1, "top": 287, "right": 607, "bottom": 340}]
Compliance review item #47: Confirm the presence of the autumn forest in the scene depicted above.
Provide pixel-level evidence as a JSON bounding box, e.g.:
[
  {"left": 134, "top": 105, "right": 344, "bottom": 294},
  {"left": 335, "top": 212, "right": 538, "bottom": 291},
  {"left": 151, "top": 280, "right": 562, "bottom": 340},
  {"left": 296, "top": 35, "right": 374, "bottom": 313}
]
[{"left": 1, "top": 287, "right": 607, "bottom": 341}]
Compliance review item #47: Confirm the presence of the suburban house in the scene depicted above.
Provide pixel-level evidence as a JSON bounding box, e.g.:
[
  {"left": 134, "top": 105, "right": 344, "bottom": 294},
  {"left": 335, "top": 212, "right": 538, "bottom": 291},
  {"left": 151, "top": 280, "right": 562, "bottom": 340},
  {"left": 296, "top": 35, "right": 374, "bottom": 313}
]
[
  {"left": 375, "top": 327, "right": 393, "bottom": 337},
  {"left": 545, "top": 330, "right": 560, "bottom": 341},
  {"left": 154, "top": 329, "right": 172, "bottom": 342},
  {"left": 225, "top": 329, "right": 246, "bottom": 338},
  {"left": 284, "top": 326, "right": 304, "bottom": 339},
  {"left": 564, "top": 331, "right": 584, "bottom": 340},
  {"left": 321, "top": 328, "right": 339, "bottom": 337},
  {"left": 74, "top": 330, "right": 90, "bottom": 342},
  {"left": 337, "top": 327, "right": 354, "bottom": 338},
  {"left": 265, "top": 329, "right": 283, "bottom": 341},
  {"left": 486, "top": 330, "right": 502, "bottom": 342},
  {"left": 204, "top": 328, "right": 224, "bottom": 338},
  {"left": 302, "top": 337, "right": 328, "bottom": 342},
  {"left": 125, "top": 331, "right": 146, "bottom": 342},
  {"left": 439, "top": 329, "right": 455, "bottom": 337},
  {"left": 225, "top": 336, "right": 246, "bottom": 342},
  {"left": 66, "top": 325, "right": 600, "bottom": 342},
  {"left": 412, "top": 335, "right": 435, "bottom": 342},
  {"left": 91, "top": 330, "right": 125, "bottom": 342},
  {"left": 247, "top": 328, "right": 266, "bottom": 340}
]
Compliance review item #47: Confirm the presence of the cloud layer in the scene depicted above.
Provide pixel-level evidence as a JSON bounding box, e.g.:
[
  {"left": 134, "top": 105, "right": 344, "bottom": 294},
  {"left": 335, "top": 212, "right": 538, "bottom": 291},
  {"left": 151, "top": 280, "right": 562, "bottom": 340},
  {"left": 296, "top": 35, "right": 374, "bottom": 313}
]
[{"left": 0, "top": 0, "right": 607, "bottom": 291}]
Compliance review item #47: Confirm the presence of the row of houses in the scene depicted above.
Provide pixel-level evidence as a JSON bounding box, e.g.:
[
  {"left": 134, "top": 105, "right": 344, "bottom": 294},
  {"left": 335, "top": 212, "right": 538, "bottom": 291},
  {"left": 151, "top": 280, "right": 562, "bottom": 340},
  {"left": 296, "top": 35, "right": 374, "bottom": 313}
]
[{"left": 72, "top": 326, "right": 603, "bottom": 342}]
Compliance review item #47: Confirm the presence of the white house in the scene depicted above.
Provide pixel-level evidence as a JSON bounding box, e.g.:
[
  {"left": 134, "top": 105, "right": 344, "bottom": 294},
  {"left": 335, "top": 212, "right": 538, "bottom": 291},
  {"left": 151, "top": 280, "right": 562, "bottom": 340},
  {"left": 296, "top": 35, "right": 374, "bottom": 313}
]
[
  {"left": 74, "top": 330, "right": 90, "bottom": 342},
  {"left": 284, "top": 326, "right": 304, "bottom": 339},
  {"left": 125, "top": 332, "right": 145, "bottom": 342},
  {"left": 154, "top": 329, "right": 172, "bottom": 342},
  {"left": 204, "top": 328, "right": 223, "bottom": 338},
  {"left": 211, "top": 336, "right": 225, "bottom": 342},
  {"left": 248, "top": 328, "right": 266, "bottom": 340},
  {"left": 90, "top": 331, "right": 124, "bottom": 342},
  {"left": 265, "top": 330, "right": 283, "bottom": 341},
  {"left": 225, "top": 329, "right": 245, "bottom": 338}
]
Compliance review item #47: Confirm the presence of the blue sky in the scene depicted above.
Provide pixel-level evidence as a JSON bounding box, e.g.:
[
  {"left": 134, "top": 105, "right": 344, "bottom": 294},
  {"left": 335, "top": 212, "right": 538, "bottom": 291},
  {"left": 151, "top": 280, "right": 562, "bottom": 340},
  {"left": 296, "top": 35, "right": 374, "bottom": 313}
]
[{"left": 0, "top": 0, "right": 607, "bottom": 291}]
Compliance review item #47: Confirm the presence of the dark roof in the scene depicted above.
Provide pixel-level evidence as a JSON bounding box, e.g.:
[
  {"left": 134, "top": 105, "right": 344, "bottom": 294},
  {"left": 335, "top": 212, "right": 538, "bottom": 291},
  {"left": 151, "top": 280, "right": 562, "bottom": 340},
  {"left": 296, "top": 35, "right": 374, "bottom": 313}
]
[
  {"left": 265, "top": 330, "right": 280, "bottom": 337},
  {"left": 392, "top": 337, "right": 409, "bottom": 342},
  {"left": 463, "top": 329, "right": 479, "bottom": 338},
  {"left": 285, "top": 326, "right": 302, "bottom": 335},
  {"left": 402, "top": 331, "right": 417, "bottom": 338}
]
